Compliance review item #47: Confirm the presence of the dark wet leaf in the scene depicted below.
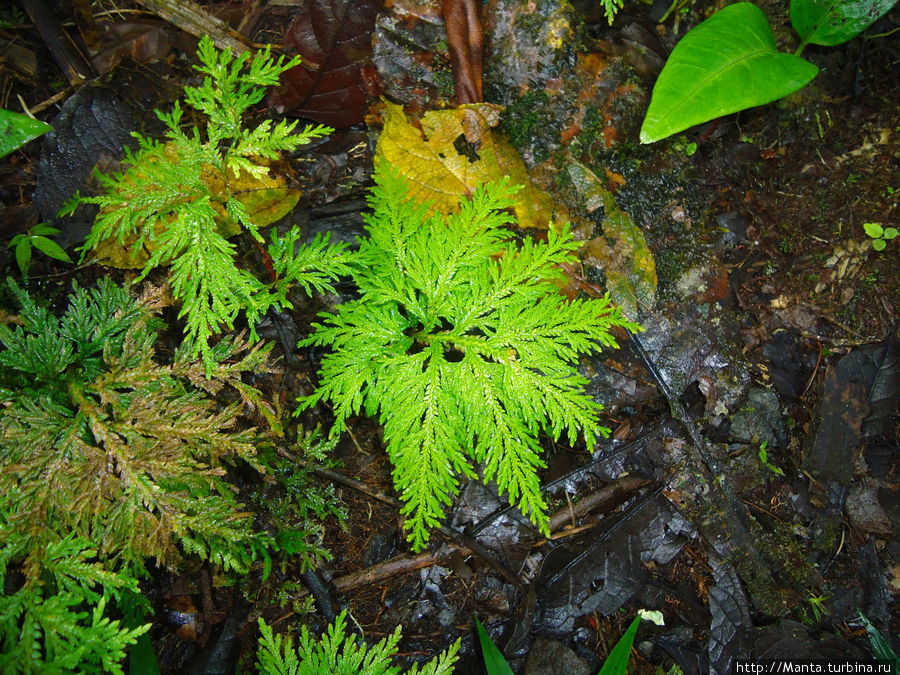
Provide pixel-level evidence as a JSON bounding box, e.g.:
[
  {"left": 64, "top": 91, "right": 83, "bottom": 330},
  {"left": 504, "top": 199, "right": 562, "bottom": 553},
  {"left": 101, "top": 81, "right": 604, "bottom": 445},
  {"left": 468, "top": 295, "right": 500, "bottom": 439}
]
[
  {"left": 707, "top": 559, "right": 750, "bottom": 675},
  {"left": 538, "top": 491, "right": 693, "bottom": 630},
  {"left": 761, "top": 330, "right": 811, "bottom": 400},
  {"left": 524, "top": 637, "right": 592, "bottom": 675},
  {"left": 864, "top": 327, "right": 899, "bottom": 438},
  {"left": 34, "top": 86, "right": 138, "bottom": 223},
  {"left": 268, "top": 0, "right": 383, "bottom": 127},
  {"left": 651, "top": 635, "right": 708, "bottom": 675},
  {"left": 804, "top": 339, "right": 896, "bottom": 485},
  {"left": 745, "top": 619, "right": 867, "bottom": 659}
]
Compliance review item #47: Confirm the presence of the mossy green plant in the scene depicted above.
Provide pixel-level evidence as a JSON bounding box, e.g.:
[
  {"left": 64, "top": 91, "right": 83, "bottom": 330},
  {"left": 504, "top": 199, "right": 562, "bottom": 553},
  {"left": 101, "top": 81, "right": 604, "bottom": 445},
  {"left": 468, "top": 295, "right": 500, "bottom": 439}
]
[{"left": 0, "top": 278, "right": 327, "bottom": 673}]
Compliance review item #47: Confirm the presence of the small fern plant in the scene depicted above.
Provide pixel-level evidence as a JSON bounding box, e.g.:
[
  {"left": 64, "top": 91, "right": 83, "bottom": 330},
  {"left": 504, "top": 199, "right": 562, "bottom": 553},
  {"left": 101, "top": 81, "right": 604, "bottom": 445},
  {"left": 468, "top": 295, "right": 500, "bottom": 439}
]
[
  {"left": 0, "top": 524, "right": 149, "bottom": 675},
  {"left": 0, "top": 278, "right": 269, "bottom": 574},
  {"left": 256, "top": 611, "right": 459, "bottom": 675},
  {"left": 62, "top": 36, "right": 351, "bottom": 371},
  {"left": 299, "top": 168, "right": 642, "bottom": 550},
  {"left": 0, "top": 278, "right": 348, "bottom": 672}
]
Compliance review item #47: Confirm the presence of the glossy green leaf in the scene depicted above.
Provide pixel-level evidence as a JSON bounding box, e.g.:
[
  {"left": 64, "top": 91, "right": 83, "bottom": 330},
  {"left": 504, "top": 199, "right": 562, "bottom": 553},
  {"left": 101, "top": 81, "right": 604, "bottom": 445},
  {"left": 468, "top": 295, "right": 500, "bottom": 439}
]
[
  {"left": 640, "top": 3, "right": 819, "bottom": 143},
  {"left": 30, "top": 223, "right": 61, "bottom": 236},
  {"left": 475, "top": 617, "right": 514, "bottom": 675},
  {"left": 14, "top": 237, "right": 31, "bottom": 274},
  {"left": 791, "top": 0, "right": 898, "bottom": 46},
  {"left": 0, "top": 108, "right": 52, "bottom": 158},
  {"left": 858, "top": 611, "right": 900, "bottom": 669},
  {"left": 597, "top": 616, "right": 641, "bottom": 675},
  {"left": 864, "top": 222, "right": 885, "bottom": 238},
  {"left": 128, "top": 632, "right": 161, "bottom": 675},
  {"left": 30, "top": 235, "right": 73, "bottom": 263}
]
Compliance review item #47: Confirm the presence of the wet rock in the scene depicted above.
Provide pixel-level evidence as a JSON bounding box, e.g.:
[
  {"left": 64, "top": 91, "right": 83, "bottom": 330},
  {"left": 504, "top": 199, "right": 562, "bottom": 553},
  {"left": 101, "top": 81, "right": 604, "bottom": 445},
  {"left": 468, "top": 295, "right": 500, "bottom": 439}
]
[
  {"left": 716, "top": 210, "right": 749, "bottom": 247},
  {"left": 483, "top": 0, "right": 580, "bottom": 107},
  {"left": 524, "top": 637, "right": 592, "bottom": 675},
  {"left": 846, "top": 483, "right": 893, "bottom": 536},
  {"left": 744, "top": 619, "right": 866, "bottom": 659},
  {"left": 728, "top": 386, "right": 788, "bottom": 449},
  {"left": 634, "top": 303, "right": 750, "bottom": 422},
  {"left": 371, "top": 0, "right": 453, "bottom": 108}
]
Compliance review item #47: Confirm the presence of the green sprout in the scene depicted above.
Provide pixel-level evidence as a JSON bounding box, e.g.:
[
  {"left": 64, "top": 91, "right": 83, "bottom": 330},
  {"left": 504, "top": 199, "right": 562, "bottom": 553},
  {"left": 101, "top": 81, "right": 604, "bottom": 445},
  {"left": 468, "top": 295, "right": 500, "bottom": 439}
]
[
  {"left": 758, "top": 440, "right": 785, "bottom": 477},
  {"left": 6, "top": 224, "right": 72, "bottom": 276},
  {"left": 863, "top": 222, "right": 898, "bottom": 251}
]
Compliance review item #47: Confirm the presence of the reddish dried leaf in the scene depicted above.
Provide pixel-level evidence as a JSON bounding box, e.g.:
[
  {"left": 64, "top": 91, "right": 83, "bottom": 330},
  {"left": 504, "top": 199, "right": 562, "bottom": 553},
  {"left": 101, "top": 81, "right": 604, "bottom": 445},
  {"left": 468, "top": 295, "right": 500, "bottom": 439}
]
[
  {"left": 269, "top": 0, "right": 384, "bottom": 127},
  {"left": 442, "top": 0, "right": 483, "bottom": 102}
]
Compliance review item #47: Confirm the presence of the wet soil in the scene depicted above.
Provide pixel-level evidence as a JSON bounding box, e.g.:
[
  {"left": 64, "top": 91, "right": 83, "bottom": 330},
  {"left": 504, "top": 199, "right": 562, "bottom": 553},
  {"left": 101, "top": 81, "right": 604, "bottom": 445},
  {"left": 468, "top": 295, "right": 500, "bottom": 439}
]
[{"left": 0, "top": 1, "right": 897, "bottom": 673}]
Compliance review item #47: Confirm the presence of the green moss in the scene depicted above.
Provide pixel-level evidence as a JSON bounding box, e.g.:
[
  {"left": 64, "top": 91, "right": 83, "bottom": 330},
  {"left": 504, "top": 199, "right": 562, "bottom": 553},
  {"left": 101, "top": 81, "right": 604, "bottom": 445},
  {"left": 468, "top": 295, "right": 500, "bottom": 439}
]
[{"left": 499, "top": 89, "right": 557, "bottom": 162}]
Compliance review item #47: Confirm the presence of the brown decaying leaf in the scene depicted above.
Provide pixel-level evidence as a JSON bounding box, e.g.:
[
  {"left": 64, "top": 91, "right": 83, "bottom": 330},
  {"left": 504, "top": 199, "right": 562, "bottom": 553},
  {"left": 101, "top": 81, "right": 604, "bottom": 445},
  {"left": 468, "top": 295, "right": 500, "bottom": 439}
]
[
  {"left": 269, "top": 0, "right": 384, "bottom": 127},
  {"left": 91, "top": 22, "right": 172, "bottom": 74}
]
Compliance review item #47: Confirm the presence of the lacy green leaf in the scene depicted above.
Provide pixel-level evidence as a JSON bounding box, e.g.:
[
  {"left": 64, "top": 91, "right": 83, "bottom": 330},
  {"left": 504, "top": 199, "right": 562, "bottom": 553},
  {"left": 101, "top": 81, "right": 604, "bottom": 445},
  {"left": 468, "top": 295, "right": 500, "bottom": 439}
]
[
  {"left": 300, "top": 167, "right": 642, "bottom": 550},
  {"left": 256, "top": 612, "right": 459, "bottom": 675},
  {"left": 67, "top": 36, "right": 346, "bottom": 372}
]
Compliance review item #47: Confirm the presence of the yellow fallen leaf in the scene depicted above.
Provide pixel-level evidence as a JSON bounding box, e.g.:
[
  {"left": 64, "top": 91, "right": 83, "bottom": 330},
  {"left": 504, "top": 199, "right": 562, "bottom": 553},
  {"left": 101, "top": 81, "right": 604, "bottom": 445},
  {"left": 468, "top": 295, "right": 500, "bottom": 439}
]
[
  {"left": 570, "top": 161, "right": 656, "bottom": 318},
  {"left": 375, "top": 100, "right": 554, "bottom": 229},
  {"left": 91, "top": 143, "right": 299, "bottom": 268}
]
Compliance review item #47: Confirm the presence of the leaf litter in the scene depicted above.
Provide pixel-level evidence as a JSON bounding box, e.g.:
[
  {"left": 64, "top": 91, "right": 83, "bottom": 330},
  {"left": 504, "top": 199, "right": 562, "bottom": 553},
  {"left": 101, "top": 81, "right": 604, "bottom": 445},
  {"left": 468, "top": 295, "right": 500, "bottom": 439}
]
[{"left": 2, "top": 0, "right": 898, "bottom": 672}]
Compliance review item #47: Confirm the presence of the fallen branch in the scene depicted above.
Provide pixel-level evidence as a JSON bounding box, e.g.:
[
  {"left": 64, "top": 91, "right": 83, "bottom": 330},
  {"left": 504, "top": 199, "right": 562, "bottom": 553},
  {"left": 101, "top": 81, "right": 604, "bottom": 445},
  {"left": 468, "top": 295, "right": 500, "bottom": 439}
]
[{"left": 132, "top": 0, "right": 251, "bottom": 53}]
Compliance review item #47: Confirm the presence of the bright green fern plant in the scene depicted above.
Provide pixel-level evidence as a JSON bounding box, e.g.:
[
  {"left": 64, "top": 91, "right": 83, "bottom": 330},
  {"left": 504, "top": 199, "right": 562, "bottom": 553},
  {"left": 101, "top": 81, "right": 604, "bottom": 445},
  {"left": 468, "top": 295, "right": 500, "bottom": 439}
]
[
  {"left": 0, "top": 524, "right": 149, "bottom": 675},
  {"left": 256, "top": 611, "right": 459, "bottom": 675},
  {"left": 62, "top": 36, "right": 351, "bottom": 371},
  {"left": 299, "top": 168, "right": 642, "bottom": 550}
]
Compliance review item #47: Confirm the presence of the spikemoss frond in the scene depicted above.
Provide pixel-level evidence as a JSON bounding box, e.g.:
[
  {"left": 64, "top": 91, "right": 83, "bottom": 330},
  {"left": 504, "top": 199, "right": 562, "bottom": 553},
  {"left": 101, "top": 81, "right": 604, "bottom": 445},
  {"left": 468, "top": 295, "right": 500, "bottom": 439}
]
[
  {"left": 256, "top": 611, "right": 459, "bottom": 675},
  {"left": 64, "top": 36, "right": 348, "bottom": 372},
  {"left": 299, "top": 167, "right": 643, "bottom": 550}
]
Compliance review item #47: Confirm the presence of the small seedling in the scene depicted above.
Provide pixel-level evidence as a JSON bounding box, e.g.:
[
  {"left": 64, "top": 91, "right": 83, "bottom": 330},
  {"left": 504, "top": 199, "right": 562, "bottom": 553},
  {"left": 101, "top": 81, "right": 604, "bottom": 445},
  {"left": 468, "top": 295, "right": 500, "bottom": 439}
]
[
  {"left": 758, "top": 440, "right": 785, "bottom": 477},
  {"left": 807, "top": 591, "right": 831, "bottom": 622},
  {"left": 6, "top": 223, "right": 72, "bottom": 276},
  {"left": 863, "top": 222, "right": 898, "bottom": 251}
]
